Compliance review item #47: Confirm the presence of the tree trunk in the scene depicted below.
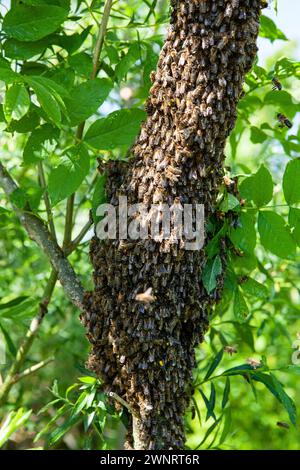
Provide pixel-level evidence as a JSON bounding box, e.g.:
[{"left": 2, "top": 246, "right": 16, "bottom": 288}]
[{"left": 83, "top": 0, "right": 264, "bottom": 450}]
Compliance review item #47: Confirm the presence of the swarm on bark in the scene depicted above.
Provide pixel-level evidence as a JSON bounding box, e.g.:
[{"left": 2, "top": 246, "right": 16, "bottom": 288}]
[{"left": 83, "top": 0, "right": 264, "bottom": 450}]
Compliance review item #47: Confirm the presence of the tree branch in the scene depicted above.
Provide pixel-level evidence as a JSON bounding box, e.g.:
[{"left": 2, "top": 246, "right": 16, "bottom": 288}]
[
  {"left": 0, "top": 162, "right": 85, "bottom": 311},
  {"left": 10, "top": 357, "right": 55, "bottom": 386}
]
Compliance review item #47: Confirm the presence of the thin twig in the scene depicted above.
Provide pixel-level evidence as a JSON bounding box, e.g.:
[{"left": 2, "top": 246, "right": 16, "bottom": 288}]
[
  {"left": 91, "top": 0, "right": 113, "bottom": 80},
  {"left": 38, "top": 162, "right": 57, "bottom": 242},
  {"left": 62, "top": 193, "right": 75, "bottom": 251},
  {"left": 107, "top": 391, "right": 136, "bottom": 415},
  {"left": 67, "top": 218, "right": 93, "bottom": 255},
  {"left": 10, "top": 357, "right": 55, "bottom": 386}
]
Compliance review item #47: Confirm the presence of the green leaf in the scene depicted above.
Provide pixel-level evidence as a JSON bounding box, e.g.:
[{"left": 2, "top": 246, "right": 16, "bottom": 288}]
[
  {"left": 56, "top": 25, "right": 91, "bottom": 54},
  {"left": 259, "top": 15, "right": 288, "bottom": 43},
  {"left": 252, "top": 372, "right": 297, "bottom": 426},
  {"left": 0, "top": 58, "right": 19, "bottom": 84},
  {"left": 0, "top": 296, "right": 28, "bottom": 311},
  {"left": 143, "top": 43, "right": 159, "bottom": 91},
  {"left": 223, "top": 364, "right": 256, "bottom": 377},
  {"left": 202, "top": 255, "right": 222, "bottom": 294},
  {"left": 10, "top": 186, "right": 43, "bottom": 211},
  {"left": 199, "top": 384, "right": 216, "bottom": 422},
  {"left": 66, "top": 78, "right": 112, "bottom": 126},
  {"left": 234, "top": 322, "right": 255, "bottom": 350},
  {"left": 250, "top": 126, "right": 268, "bottom": 144},
  {"left": 115, "top": 42, "right": 140, "bottom": 82},
  {"left": 219, "top": 193, "right": 240, "bottom": 212},
  {"left": 20, "top": 0, "right": 70, "bottom": 6},
  {"left": 25, "top": 76, "right": 61, "bottom": 126},
  {"left": 85, "top": 108, "right": 146, "bottom": 150},
  {"left": 3, "top": 5, "right": 68, "bottom": 42},
  {"left": 23, "top": 124, "right": 59, "bottom": 164},
  {"left": 218, "top": 408, "right": 231, "bottom": 446},
  {"left": 6, "top": 111, "right": 40, "bottom": 134},
  {"left": 222, "top": 378, "right": 230, "bottom": 409},
  {"left": 240, "top": 277, "right": 268, "bottom": 300},
  {"left": 48, "top": 413, "right": 81, "bottom": 446},
  {"left": 240, "top": 165, "right": 273, "bottom": 207},
  {"left": 0, "top": 409, "right": 32, "bottom": 448},
  {"left": 229, "top": 212, "right": 256, "bottom": 254},
  {"left": 283, "top": 159, "right": 300, "bottom": 205},
  {"left": 92, "top": 174, "right": 107, "bottom": 222},
  {"left": 68, "top": 52, "right": 93, "bottom": 79},
  {"left": 289, "top": 207, "right": 300, "bottom": 246},
  {"left": 258, "top": 211, "right": 296, "bottom": 259},
  {"left": 46, "top": 68, "right": 75, "bottom": 91},
  {"left": 105, "top": 45, "right": 119, "bottom": 65},
  {"left": 3, "top": 37, "right": 51, "bottom": 60},
  {"left": 78, "top": 376, "right": 97, "bottom": 385},
  {"left": 27, "top": 75, "right": 69, "bottom": 99},
  {"left": 286, "top": 365, "right": 300, "bottom": 376},
  {"left": 264, "top": 91, "right": 298, "bottom": 117},
  {"left": 4, "top": 84, "right": 30, "bottom": 122},
  {"left": 195, "top": 417, "right": 222, "bottom": 449},
  {"left": 0, "top": 297, "right": 38, "bottom": 319},
  {"left": 71, "top": 392, "right": 89, "bottom": 417},
  {"left": 270, "top": 373, "right": 297, "bottom": 426},
  {"left": 204, "top": 349, "right": 224, "bottom": 381},
  {"left": 48, "top": 144, "right": 90, "bottom": 205},
  {"left": 234, "top": 287, "right": 249, "bottom": 320},
  {"left": 34, "top": 403, "right": 68, "bottom": 442},
  {"left": 0, "top": 322, "right": 17, "bottom": 357}
]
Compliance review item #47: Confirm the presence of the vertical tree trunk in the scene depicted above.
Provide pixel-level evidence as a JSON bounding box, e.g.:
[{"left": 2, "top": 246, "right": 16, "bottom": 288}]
[{"left": 83, "top": 0, "right": 264, "bottom": 450}]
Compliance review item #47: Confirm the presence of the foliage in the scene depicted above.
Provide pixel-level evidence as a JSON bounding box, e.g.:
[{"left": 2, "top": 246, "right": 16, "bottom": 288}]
[{"left": 0, "top": 0, "right": 299, "bottom": 450}]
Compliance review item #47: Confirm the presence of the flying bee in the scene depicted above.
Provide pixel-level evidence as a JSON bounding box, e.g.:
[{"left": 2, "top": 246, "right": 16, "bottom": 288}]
[
  {"left": 272, "top": 77, "right": 282, "bottom": 91},
  {"left": 224, "top": 345, "right": 238, "bottom": 356},
  {"left": 277, "top": 113, "right": 293, "bottom": 129},
  {"left": 246, "top": 357, "right": 261, "bottom": 369},
  {"left": 277, "top": 421, "right": 290, "bottom": 430}
]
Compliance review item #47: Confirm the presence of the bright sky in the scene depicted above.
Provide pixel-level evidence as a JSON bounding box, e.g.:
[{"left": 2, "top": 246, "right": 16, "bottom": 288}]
[{"left": 258, "top": 0, "right": 300, "bottom": 64}]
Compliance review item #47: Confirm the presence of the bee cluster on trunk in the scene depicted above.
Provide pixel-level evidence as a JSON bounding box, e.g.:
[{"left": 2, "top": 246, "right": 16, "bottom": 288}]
[{"left": 83, "top": 0, "right": 264, "bottom": 450}]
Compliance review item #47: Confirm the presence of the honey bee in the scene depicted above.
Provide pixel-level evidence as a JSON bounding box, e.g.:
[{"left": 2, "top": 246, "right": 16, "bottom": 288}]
[
  {"left": 246, "top": 357, "right": 261, "bottom": 369},
  {"left": 276, "top": 421, "right": 290, "bottom": 429},
  {"left": 272, "top": 77, "right": 282, "bottom": 91},
  {"left": 238, "top": 275, "right": 248, "bottom": 284},
  {"left": 277, "top": 113, "right": 293, "bottom": 129},
  {"left": 223, "top": 175, "right": 236, "bottom": 193},
  {"left": 224, "top": 345, "right": 238, "bottom": 356},
  {"left": 135, "top": 287, "right": 156, "bottom": 303}
]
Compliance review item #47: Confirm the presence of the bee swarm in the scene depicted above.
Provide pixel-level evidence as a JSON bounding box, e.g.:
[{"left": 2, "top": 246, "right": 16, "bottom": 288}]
[{"left": 83, "top": 0, "right": 264, "bottom": 450}]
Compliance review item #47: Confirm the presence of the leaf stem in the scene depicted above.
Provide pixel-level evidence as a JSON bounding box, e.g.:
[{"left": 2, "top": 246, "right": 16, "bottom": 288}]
[
  {"left": 38, "top": 162, "right": 57, "bottom": 242},
  {"left": 91, "top": 0, "right": 113, "bottom": 80},
  {"left": 66, "top": 218, "right": 93, "bottom": 255}
]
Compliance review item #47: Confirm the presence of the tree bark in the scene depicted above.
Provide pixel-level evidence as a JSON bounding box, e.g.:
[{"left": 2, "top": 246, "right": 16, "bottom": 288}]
[{"left": 83, "top": 0, "right": 264, "bottom": 450}]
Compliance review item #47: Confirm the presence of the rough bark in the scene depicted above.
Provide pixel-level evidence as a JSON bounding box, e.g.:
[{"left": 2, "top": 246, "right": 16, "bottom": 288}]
[{"left": 83, "top": 0, "right": 264, "bottom": 450}]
